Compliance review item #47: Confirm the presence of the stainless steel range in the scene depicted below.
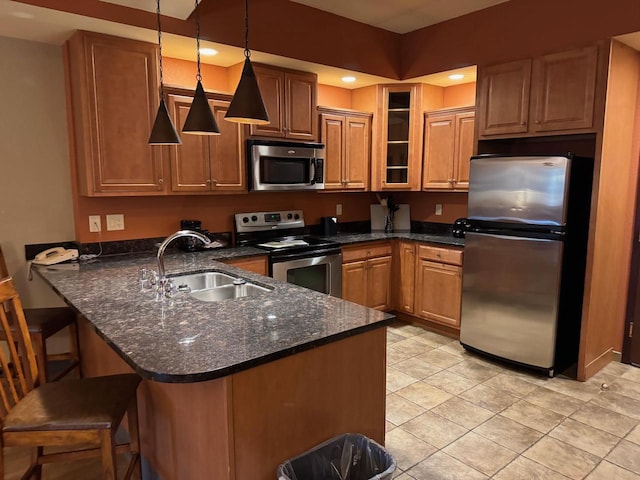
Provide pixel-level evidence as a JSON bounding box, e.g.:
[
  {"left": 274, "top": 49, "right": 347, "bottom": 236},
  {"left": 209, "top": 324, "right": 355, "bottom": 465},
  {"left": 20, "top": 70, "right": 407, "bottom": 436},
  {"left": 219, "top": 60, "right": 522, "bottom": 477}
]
[{"left": 234, "top": 210, "right": 342, "bottom": 297}]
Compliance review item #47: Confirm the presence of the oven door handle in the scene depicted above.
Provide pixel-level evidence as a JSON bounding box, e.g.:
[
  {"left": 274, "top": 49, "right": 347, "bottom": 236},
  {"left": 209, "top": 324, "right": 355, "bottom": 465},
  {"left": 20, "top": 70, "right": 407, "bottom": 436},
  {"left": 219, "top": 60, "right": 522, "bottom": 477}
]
[
  {"left": 309, "top": 158, "right": 317, "bottom": 185},
  {"left": 270, "top": 247, "right": 341, "bottom": 263}
]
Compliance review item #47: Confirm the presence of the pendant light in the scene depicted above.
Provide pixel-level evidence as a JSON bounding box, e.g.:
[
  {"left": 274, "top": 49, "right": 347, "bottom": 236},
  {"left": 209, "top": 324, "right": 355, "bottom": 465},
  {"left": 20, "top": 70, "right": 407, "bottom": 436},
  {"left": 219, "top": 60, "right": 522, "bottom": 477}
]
[
  {"left": 149, "top": 0, "right": 181, "bottom": 145},
  {"left": 225, "top": 0, "right": 269, "bottom": 125},
  {"left": 182, "top": 0, "right": 220, "bottom": 135}
]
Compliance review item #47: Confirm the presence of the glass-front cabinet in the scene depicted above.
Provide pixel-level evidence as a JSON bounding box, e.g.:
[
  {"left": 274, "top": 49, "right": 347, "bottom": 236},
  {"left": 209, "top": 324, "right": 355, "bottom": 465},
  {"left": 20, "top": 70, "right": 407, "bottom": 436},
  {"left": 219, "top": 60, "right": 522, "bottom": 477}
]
[{"left": 372, "top": 84, "right": 423, "bottom": 191}]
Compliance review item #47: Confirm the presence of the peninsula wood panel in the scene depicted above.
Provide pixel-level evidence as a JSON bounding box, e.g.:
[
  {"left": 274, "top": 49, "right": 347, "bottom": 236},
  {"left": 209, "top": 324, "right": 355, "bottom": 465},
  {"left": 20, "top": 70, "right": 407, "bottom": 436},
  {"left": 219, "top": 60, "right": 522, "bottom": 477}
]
[{"left": 231, "top": 327, "right": 386, "bottom": 480}]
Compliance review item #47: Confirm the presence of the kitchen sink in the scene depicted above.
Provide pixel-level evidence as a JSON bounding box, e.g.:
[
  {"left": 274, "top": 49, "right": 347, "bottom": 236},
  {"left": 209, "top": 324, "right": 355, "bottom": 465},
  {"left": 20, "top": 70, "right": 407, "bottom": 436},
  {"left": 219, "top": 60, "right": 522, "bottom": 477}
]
[{"left": 170, "top": 271, "right": 271, "bottom": 302}]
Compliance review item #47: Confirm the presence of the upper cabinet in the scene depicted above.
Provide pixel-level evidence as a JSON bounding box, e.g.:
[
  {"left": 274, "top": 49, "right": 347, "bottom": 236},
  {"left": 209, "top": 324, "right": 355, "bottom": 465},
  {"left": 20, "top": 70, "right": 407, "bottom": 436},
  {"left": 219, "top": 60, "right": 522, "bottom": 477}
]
[
  {"left": 365, "top": 84, "right": 424, "bottom": 191},
  {"left": 423, "top": 106, "right": 475, "bottom": 191},
  {"left": 66, "top": 31, "right": 166, "bottom": 196},
  {"left": 250, "top": 65, "right": 318, "bottom": 141},
  {"left": 166, "top": 91, "right": 245, "bottom": 194},
  {"left": 477, "top": 45, "right": 600, "bottom": 138},
  {"left": 319, "top": 107, "right": 372, "bottom": 190}
]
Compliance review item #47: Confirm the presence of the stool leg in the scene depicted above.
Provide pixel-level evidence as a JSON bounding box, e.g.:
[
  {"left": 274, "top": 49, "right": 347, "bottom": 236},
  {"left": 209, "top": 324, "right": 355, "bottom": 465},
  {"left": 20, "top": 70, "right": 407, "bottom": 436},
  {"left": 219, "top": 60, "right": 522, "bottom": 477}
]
[
  {"left": 68, "top": 321, "right": 82, "bottom": 378},
  {"left": 126, "top": 397, "right": 142, "bottom": 480},
  {"left": 30, "top": 446, "right": 42, "bottom": 480},
  {"left": 32, "top": 333, "right": 47, "bottom": 385},
  {"left": 99, "top": 429, "right": 117, "bottom": 480}
]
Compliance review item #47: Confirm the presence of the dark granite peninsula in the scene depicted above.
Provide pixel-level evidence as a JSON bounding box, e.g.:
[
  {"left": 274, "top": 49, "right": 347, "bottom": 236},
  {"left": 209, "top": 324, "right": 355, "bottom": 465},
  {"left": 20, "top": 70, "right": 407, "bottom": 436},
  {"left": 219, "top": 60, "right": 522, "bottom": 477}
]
[{"left": 35, "top": 250, "right": 393, "bottom": 480}]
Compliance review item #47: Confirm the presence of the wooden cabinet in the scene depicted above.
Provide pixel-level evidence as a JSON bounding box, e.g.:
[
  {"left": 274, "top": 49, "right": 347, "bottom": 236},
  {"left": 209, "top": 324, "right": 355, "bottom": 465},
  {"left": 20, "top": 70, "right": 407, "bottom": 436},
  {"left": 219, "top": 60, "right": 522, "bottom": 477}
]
[
  {"left": 423, "top": 107, "right": 475, "bottom": 191},
  {"left": 415, "top": 245, "right": 463, "bottom": 329},
  {"left": 477, "top": 45, "right": 600, "bottom": 138},
  {"left": 222, "top": 256, "right": 268, "bottom": 276},
  {"left": 250, "top": 65, "right": 317, "bottom": 141},
  {"left": 167, "top": 92, "right": 245, "bottom": 193},
  {"left": 342, "top": 243, "right": 392, "bottom": 311},
  {"left": 66, "top": 31, "right": 165, "bottom": 196},
  {"left": 394, "top": 241, "right": 416, "bottom": 314},
  {"left": 319, "top": 107, "right": 372, "bottom": 190}
]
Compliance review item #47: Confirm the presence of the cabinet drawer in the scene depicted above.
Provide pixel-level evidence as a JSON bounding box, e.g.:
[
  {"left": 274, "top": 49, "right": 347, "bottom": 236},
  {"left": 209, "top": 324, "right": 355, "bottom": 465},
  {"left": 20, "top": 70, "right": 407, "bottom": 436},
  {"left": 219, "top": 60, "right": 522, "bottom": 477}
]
[
  {"left": 417, "top": 245, "right": 463, "bottom": 266},
  {"left": 342, "top": 243, "right": 392, "bottom": 263}
]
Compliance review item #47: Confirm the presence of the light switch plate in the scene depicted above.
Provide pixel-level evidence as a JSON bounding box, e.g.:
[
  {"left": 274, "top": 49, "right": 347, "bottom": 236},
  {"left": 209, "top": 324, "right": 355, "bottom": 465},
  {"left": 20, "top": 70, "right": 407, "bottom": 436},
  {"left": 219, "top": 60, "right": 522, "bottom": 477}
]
[{"left": 106, "top": 214, "right": 125, "bottom": 231}]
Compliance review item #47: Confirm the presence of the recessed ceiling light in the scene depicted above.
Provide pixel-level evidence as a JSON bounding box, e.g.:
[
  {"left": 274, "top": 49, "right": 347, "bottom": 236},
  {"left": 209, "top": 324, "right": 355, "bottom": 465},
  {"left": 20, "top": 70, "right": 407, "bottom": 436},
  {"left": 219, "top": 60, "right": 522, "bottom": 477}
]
[
  {"left": 341, "top": 76, "right": 357, "bottom": 83},
  {"left": 199, "top": 48, "right": 218, "bottom": 56},
  {"left": 448, "top": 74, "right": 465, "bottom": 80},
  {"left": 11, "top": 11, "right": 35, "bottom": 19}
]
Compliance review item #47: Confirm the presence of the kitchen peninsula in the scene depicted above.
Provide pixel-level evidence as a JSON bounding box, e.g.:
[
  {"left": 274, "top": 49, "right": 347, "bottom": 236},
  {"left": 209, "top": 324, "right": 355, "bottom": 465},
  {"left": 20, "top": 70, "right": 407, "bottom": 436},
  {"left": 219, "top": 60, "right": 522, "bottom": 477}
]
[{"left": 35, "top": 250, "right": 393, "bottom": 480}]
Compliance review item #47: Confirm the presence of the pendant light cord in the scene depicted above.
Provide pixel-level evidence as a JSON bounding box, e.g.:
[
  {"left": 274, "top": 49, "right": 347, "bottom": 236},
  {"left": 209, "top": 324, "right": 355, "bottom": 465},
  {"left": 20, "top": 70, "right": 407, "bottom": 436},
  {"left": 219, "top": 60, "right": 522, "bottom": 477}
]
[
  {"left": 244, "top": 0, "right": 251, "bottom": 59},
  {"left": 156, "top": 0, "right": 165, "bottom": 97},
  {"left": 194, "top": 0, "right": 202, "bottom": 81}
]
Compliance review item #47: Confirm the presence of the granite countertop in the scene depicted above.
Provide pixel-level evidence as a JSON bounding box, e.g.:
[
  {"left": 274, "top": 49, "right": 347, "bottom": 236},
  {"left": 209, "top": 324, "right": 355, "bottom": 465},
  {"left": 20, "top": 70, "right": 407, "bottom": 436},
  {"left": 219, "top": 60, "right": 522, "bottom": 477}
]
[
  {"left": 35, "top": 250, "right": 393, "bottom": 384},
  {"left": 320, "top": 232, "right": 465, "bottom": 248}
]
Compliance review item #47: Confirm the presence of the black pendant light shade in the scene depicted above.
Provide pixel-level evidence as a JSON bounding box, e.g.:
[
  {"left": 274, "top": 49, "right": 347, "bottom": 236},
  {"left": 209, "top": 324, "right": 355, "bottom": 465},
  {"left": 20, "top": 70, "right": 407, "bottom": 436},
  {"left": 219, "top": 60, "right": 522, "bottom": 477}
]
[
  {"left": 225, "top": 58, "right": 269, "bottom": 124},
  {"left": 182, "top": 80, "right": 220, "bottom": 135},
  {"left": 149, "top": 0, "right": 181, "bottom": 145},
  {"left": 149, "top": 98, "right": 182, "bottom": 144}
]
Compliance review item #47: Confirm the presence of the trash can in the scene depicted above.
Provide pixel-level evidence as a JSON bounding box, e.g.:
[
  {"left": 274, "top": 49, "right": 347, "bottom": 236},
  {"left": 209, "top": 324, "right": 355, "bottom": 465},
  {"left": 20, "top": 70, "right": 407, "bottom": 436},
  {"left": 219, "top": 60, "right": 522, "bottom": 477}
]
[{"left": 277, "top": 433, "right": 396, "bottom": 480}]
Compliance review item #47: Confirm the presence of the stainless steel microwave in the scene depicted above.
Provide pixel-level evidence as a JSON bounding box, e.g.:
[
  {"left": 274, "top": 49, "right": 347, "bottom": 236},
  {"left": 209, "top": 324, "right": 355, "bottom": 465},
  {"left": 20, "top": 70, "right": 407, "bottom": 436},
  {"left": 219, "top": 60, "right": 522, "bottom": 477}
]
[{"left": 247, "top": 139, "right": 325, "bottom": 191}]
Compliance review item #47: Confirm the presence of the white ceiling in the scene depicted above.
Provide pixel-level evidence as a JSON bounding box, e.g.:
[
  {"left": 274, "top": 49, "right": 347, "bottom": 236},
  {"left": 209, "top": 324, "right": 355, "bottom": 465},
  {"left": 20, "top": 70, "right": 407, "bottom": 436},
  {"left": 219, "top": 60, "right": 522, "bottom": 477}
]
[
  {"left": 289, "top": 0, "right": 511, "bottom": 34},
  {"left": 100, "top": 0, "right": 195, "bottom": 20}
]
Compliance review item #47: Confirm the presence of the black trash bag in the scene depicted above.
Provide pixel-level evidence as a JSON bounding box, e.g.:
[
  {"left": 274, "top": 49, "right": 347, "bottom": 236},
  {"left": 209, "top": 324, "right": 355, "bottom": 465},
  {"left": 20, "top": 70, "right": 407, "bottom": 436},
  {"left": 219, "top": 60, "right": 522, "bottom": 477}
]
[{"left": 277, "top": 433, "right": 396, "bottom": 480}]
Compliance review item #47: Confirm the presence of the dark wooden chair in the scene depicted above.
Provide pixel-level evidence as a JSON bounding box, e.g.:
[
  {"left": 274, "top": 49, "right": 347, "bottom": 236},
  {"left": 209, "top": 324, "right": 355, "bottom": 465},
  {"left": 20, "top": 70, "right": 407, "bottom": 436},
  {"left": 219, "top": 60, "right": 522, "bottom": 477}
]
[
  {"left": 0, "top": 244, "right": 80, "bottom": 384},
  {"left": 0, "top": 276, "right": 141, "bottom": 479}
]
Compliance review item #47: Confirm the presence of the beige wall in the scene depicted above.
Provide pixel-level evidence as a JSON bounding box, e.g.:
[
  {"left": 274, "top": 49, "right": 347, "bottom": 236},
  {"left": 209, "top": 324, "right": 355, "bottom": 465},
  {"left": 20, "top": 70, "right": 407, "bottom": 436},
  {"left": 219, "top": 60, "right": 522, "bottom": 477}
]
[{"left": 0, "top": 36, "right": 74, "bottom": 308}]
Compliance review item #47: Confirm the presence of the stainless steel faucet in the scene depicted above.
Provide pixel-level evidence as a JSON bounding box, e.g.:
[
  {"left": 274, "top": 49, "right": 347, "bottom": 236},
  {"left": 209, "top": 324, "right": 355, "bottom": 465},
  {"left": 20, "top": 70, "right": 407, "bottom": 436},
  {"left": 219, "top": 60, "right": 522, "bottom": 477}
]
[{"left": 156, "top": 230, "right": 211, "bottom": 287}]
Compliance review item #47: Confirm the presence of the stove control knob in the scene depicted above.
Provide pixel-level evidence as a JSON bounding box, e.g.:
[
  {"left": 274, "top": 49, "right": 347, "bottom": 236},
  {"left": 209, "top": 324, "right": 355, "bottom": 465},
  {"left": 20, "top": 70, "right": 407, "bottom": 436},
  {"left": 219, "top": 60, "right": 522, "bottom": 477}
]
[
  {"left": 251, "top": 215, "right": 258, "bottom": 222},
  {"left": 287, "top": 213, "right": 293, "bottom": 219},
  {"left": 242, "top": 217, "right": 249, "bottom": 223},
  {"left": 294, "top": 213, "right": 300, "bottom": 220}
]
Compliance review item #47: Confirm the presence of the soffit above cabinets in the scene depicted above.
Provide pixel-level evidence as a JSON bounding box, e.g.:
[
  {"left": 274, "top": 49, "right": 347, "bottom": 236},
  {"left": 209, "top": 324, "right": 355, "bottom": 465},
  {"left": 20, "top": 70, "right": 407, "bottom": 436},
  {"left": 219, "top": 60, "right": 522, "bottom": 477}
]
[
  {"left": 99, "top": 0, "right": 195, "bottom": 20},
  {"left": 289, "top": 0, "right": 511, "bottom": 34}
]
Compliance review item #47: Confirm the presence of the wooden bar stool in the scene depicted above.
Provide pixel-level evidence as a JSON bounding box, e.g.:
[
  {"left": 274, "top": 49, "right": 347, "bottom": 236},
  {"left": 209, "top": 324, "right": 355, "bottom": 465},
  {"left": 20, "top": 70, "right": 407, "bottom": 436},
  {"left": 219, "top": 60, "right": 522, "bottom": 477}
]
[
  {"left": 0, "top": 276, "right": 142, "bottom": 479},
  {"left": 0, "top": 244, "right": 80, "bottom": 384}
]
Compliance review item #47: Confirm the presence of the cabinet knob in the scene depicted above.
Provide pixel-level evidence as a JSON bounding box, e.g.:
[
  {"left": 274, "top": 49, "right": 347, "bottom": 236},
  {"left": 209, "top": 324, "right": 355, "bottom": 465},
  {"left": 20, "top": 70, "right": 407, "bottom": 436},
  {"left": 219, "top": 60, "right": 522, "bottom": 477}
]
[
  {"left": 535, "top": 120, "right": 541, "bottom": 124},
  {"left": 211, "top": 179, "right": 218, "bottom": 186},
  {"left": 206, "top": 179, "right": 211, "bottom": 184},
  {"left": 158, "top": 178, "right": 163, "bottom": 184},
  {"left": 520, "top": 121, "right": 526, "bottom": 125}
]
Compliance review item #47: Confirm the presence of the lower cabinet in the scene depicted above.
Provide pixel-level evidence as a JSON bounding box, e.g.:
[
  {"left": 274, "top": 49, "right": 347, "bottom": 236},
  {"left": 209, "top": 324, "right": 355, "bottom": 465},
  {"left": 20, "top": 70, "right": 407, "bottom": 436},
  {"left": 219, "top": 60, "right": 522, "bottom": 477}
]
[
  {"left": 394, "top": 241, "right": 464, "bottom": 332},
  {"left": 342, "top": 243, "right": 392, "bottom": 311},
  {"left": 415, "top": 245, "right": 463, "bottom": 329},
  {"left": 222, "top": 256, "right": 268, "bottom": 276}
]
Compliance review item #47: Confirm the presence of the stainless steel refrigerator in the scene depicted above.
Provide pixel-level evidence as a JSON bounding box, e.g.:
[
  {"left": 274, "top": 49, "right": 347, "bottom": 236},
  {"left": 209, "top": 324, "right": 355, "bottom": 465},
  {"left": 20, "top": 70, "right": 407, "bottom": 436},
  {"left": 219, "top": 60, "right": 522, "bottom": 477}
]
[{"left": 459, "top": 155, "right": 593, "bottom": 376}]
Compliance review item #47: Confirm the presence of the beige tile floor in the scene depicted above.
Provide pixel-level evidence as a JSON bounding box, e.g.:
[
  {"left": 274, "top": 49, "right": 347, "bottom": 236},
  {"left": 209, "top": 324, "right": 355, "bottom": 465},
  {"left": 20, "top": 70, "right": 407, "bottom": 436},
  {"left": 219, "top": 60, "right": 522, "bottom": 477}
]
[
  {"left": 5, "top": 321, "right": 640, "bottom": 479},
  {"left": 385, "top": 322, "right": 640, "bottom": 480}
]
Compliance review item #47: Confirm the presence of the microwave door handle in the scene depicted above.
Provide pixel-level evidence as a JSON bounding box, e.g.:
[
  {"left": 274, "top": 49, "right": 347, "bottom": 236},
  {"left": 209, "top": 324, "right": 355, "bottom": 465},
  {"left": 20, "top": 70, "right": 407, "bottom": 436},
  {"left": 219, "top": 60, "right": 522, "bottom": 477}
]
[{"left": 309, "top": 158, "right": 316, "bottom": 185}]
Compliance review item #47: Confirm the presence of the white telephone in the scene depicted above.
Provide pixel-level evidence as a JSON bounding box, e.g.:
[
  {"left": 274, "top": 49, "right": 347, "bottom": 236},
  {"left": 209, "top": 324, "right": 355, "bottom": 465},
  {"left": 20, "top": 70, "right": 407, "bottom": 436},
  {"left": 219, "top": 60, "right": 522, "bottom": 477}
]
[{"left": 33, "top": 247, "right": 79, "bottom": 266}]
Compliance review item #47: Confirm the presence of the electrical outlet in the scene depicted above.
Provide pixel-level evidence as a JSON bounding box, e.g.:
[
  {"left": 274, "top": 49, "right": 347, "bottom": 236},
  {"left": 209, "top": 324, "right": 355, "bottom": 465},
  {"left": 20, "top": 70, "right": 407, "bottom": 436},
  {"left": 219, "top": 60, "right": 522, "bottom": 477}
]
[
  {"left": 89, "top": 215, "right": 101, "bottom": 232},
  {"left": 435, "top": 204, "right": 443, "bottom": 216},
  {"left": 106, "top": 214, "right": 125, "bottom": 231},
  {"left": 336, "top": 204, "right": 342, "bottom": 216}
]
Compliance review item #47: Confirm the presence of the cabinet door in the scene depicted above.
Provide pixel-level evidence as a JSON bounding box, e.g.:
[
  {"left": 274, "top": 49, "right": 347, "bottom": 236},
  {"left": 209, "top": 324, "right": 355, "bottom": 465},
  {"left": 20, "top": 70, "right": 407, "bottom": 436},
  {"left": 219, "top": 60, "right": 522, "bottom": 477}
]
[
  {"left": 209, "top": 100, "right": 246, "bottom": 192},
  {"left": 167, "top": 94, "right": 211, "bottom": 192},
  {"left": 423, "top": 113, "right": 455, "bottom": 190},
  {"left": 286, "top": 72, "right": 318, "bottom": 140},
  {"left": 344, "top": 115, "right": 371, "bottom": 190},
  {"left": 374, "top": 85, "right": 422, "bottom": 191},
  {"left": 223, "top": 256, "right": 268, "bottom": 275},
  {"left": 250, "top": 66, "right": 285, "bottom": 138},
  {"left": 68, "top": 32, "right": 165, "bottom": 195},
  {"left": 416, "top": 260, "right": 462, "bottom": 328},
  {"left": 395, "top": 242, "right": 416, "bottom": 314},
  {"left": 477, "top": 59, "right": 531, "bottom": 137},
  {"left": 342, "top": 261, "right": 368, "bottom": 306},
  {"left": 530, "top": 45, "right": 598, "bottom": 133},
  {"left": 453, "top": 111, "right": 475, "bottom": 190},
  {"left": 367, "top": 256, "right": 392, "bottom": 311},
  {"left": 320, "top": 113, "right": 345, "bottom": 189}
]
